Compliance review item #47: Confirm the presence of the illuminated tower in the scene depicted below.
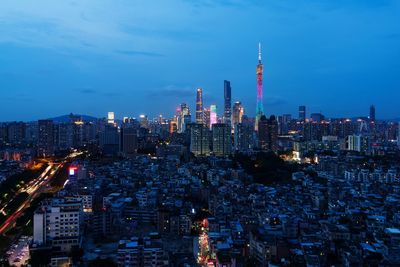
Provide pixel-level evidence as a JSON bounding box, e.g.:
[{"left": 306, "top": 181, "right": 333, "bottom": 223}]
[
  {"left": 196, "top": 88, "right": 204, "bottom": 124},
  {"left": 255, "top": 43, "right": 264, "bottom": 131},
  {"left": 232, "top": 101, "right": 244, "bottom": 126},
  {"left": 210, "top": 105, "right": 217, "bottom": 129},
  {"left": 107, "top": 112, "right": 115, "bottom": 124}
]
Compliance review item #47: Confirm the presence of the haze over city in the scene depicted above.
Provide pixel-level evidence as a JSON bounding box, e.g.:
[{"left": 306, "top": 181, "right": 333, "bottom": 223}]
[{"left": 1, "top": 0, "right": 399, "bottom": 121}]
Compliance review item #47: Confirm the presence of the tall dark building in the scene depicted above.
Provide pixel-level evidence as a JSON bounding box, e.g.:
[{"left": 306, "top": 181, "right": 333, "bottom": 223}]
[
  {"left": 370, "top": 105, "right": 376, "bottom": 122},
  {"left": 234, "top": 121, "right": 253, "bottom": 152},
  {"left": 190, "top": 123, "right": 210, "bottom": 156},
  {"left": 7, "top": 121, "right": 26, "bottom": 145},
  {"left": 212, "top": 123, "right": 231, "bottom": 157},
  {"left": 203, "top": 108, "right": 211, "bottom": 130},
  {"left": 258, "top": 115, "right": 278, "bottom": 152},
  {"left": 120, "top": 127, "right": 138, "bottom": 156},
  {"left": 299, "top": 106, "right": 306, "bottom": 122},
  {"left": 196, "top": 88, "right": 204, "bottom": 124},
  {"left": 224, "top": 80, "right": 232, "bottom": 126},
  {"left": 38, "top": 120, "right": 54, "bottom": 157},
  {"left": 100, "top": 124, "right": 120, "bottom": 156},
  {"left": 278, "top": 114, "right": 291, "bottom": 135}
]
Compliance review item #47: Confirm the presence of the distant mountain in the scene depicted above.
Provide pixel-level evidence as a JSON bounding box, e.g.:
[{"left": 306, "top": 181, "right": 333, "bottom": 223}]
[{"left": 49, "top": 113, "right": 99, "bottom": 123}]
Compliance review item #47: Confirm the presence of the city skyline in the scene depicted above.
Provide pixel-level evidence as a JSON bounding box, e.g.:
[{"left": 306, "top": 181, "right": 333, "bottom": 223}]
[
  {"left": 0, "top": 1, "right": 399, "bottom": 121},
  {"left": 2, "top": 2, "right": 400, "bottom": 266}
]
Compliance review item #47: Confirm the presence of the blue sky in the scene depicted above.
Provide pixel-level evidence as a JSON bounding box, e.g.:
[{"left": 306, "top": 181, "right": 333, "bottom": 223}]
[{"left": 0, "top": 0, "right": 399, "bottom": 121}]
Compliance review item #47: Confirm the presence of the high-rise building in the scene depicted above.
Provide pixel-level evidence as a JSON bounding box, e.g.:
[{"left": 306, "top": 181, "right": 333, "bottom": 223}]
[
  {"left": 33, "top": 197, "right": 83, "bottom": 252},
  {"left": 370, "top": 105, "right": 376, "bottom": 122},
  {"left": 203, "top": 108, "right": 210, "bottom": 129},
  {"left": 0, "top": 123, "right": 7, "bottom": 146},
  {"left": 169, "top": 119, "right": 178, "bottom": 134},
  {"left": 100, "top": 124, "right": 120, "bottom": 155},
  {"left": 196, "top": 88, "right": 204, "bottom": 124},
  {"left": 120, "top": 127, "right": 138, "bottom": 155},
  {"left": 38, "top": 119, "right": 54, "bottom": 157},
  {"left": 210, "top": 105, "right": 217, "bottom": 129},
  {"left": 107, "top": 112, "right": 115, "bottom": 124},
  {"left": 278, "top": 114, "right": 292, "bottom": 135},
  {"left": 212, "top": 123, "right": 232, "bottom": 157},
  {"left": 139, "top": 114, "right": 149, "bottom": 129},
  {"left": 234, "top": 121, "right": 254, "bottom": 152},
  {"left": 183, "top": 114, "right": 191, "bottom": 133},
  {"left": 25, "top": 122, "right": 38, "bottom": 145},
  {"left": 347, "top": 134, "right": 369, "bottom": 153},
  {"left": 232, "top": 101, "right": 244, "bottom": 127},
  {"left": 299, "top": 106, "right": 306, "bottom": 122},
  {"left": 255, "top": 43, "right": 264, "bottom": 131},
  {"left": 224, "top": 80, "right": 232, "bottom": 126},
  {"left": 7, "top": 121, "right": 26, "bottom": 146},
  {"left": 190, "top": 123, "right": 210, "bottom": 156},
  {"left": 57, "top": 123, "right": 73, "bottom": 150},
  {"left": 397, "top": 123, "right": 400, "bottom": 147},
  {"left": 258, "top": 115, "right": 278, "bottom": 152},
  {"left": 177, "top": 103, "right": 190, "bottom": 133}
]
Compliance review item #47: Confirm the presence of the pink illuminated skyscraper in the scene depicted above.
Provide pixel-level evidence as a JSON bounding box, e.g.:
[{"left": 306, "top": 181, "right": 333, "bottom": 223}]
[
  {"left": 210, "top": 105, "right": 217, "bottom": 129},
  {"left": 255, "top": 43, "right": 264, "bottom": 131}
]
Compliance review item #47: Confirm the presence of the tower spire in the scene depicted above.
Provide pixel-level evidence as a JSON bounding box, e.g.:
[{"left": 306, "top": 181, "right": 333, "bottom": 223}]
[{"left": 255, "top": 42, "right": 264, "bottom": 131}]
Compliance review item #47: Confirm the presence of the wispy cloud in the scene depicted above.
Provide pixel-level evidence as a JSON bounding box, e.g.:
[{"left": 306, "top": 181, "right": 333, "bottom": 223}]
[
  {"left": 115, "top": 49, "right": 165, "bottom": 57},
  {"left": 75, "top": 87, "right": 121, "bottom": 98},
  {"left": 78, "top": 88, "right": 96, "bottom": 94}
]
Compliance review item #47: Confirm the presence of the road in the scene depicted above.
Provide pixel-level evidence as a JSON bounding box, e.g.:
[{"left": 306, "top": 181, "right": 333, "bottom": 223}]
[
  {"left": 0, "top": 151, "right": 83, "bottom": 235},
  {"left": 0, "top": 162, "right": 62, "bottom": 234},
  {"left": 0, "top": 163, "right": 62, "bottom": 234}
]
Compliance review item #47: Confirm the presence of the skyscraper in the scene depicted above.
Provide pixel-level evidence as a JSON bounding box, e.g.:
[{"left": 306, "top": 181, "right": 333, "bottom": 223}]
[
  {"left": 255, "top": 43, "right": 264, "bottom": 131},
  {"left": 38, "top": 119, "right": 54, "bottom": 157},
  {"left": 278, "top": 114, "right": 292, "bottom": 135},
  {"left": 299, "top": 106, "right": 306, "bottom": 122},
  {"left": 370, "top": 105, "right": 376, "bottom": 122},
  {"left": 232, "top": 101, "right": 244, "bottom": 127},
  {"left": 224, "top": 80, "right": 232, "bottom": 126},
  {"left": 190, "top": 123, "right": 210, "bottom": 156},
  {"left": 120, "top": 127, "right": 138, "bottom": 155},
  {"left": 234, "top": 121, "right": 254, "bottom": 152},
  {"left": 258, "top": 115, "right": 278, "bottom": 152},
  {"left": 212, "top": 123, "right": 231, "bottom": 157},
  {"left": 100, "top": 124, "right": 120, "bottom": 155},
  {"left": 139, "top": 115, "right": 149, "bottom": 129},
  {"left": 203, "top": 108, "right": 210, "bottom": 129},
  {"left": 210, "top": 105, "right": 217, "bottom": 129},
  {"left": 196, "top": 88, "right": 204, "bottom": 124},
  {"left": 178, "top": 103, "right": 190, "bottom": 133},
  {"left": 107, "top": 112, "right": 115, "bottom": 124}
]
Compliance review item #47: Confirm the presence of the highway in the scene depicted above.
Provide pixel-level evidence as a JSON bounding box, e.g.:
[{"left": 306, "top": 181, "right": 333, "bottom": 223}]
[
  {"left": 0, "top": 162, "right": 61, "bottom": 234},
  {"left": 0, "top": 151, "right": 82, "bottom": 235}
]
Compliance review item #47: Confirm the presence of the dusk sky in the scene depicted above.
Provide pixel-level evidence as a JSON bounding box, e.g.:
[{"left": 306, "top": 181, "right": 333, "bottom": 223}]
[{"left": 0, "top": 0, "right": 399, "bottom": 121}]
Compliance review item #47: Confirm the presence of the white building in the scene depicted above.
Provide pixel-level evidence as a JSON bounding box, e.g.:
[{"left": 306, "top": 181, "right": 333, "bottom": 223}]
[{"left": 33, "top": 197, "right": 83, "bottom": 252}]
